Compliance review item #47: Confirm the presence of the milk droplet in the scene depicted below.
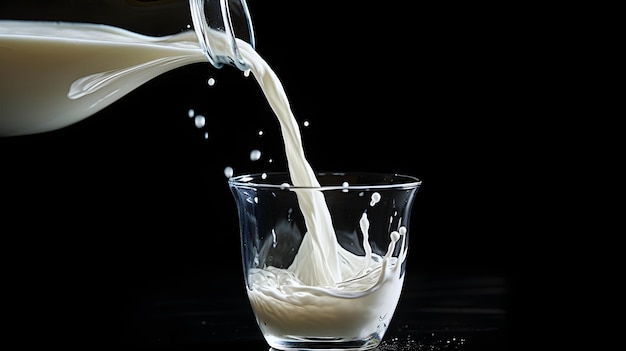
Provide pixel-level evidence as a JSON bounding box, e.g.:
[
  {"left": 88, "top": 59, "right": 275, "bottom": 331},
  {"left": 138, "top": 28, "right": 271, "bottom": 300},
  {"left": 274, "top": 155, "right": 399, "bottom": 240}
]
[
  {"left": 207, "top": 77, "right": 216, "bottom": 86},
  {"left": 390, "top": 231, "right": 400, "bottom": 242},
  {"left": 187, "top": 109, "right": 195, "bottom": 118},
  {"left": 258, "top": 129, "right": 264, "bottom": 136},
  {"left": 370, "top": 192, "right": 381, "bottom": 206},
  {"left": 194, "top": 115, "right": 205, "bottom": 128},
  {"left": 250, "top": 149, "right": 261, "bottom": 161},
  {"left": 224, "top": 166, "right": 234, "bottom": 178},
  {"left": 243, "top": 69, "right": 251, "bottom": 78},
  {"left": 204, "top": 132, "right": 209, "bottom": 140},
  {"left": 303, "top": 120, "right": 310, "bottom": 127}
]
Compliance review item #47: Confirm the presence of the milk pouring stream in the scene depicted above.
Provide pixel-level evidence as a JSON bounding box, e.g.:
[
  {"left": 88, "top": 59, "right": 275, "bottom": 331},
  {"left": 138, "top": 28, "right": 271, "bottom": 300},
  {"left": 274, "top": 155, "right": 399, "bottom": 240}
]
[{"left": 1, "top": 3, "right": 414, "bottom": 347}]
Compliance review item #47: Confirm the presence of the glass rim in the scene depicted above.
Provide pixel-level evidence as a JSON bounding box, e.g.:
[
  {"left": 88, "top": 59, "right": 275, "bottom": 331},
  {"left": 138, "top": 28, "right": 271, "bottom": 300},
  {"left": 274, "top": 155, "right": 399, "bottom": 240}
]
[{"left": 227, "top": 171, "right": 422, "bottom": 191}]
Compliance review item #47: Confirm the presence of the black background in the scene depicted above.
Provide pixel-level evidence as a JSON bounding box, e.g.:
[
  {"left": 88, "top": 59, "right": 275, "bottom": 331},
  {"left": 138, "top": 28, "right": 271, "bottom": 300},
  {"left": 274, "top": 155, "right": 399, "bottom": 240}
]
[{"left": 1, "top": 1, "right": 524, "bottom": 348}]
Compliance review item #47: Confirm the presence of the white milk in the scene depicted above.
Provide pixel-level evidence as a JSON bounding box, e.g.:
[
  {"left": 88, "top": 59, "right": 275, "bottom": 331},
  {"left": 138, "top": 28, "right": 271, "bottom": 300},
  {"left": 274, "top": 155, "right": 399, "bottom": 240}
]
[
  {"left": 0, "top": 19, "right": 407, "bottom": 340},
  {"left": 0, "top": 20, "right": 206, "bottom": 136}
]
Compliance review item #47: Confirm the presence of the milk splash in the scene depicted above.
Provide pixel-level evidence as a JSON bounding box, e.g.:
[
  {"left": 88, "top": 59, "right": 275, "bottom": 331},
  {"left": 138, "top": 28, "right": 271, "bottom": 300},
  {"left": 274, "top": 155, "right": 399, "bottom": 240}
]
[{"left": 232, "top": 38, "right": 411, "bottom": 340}]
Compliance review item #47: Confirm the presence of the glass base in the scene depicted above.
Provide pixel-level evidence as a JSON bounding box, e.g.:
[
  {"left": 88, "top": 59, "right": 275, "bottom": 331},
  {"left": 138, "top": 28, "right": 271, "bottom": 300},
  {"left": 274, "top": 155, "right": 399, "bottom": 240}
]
[{"left": 266, "top": 334, "right": 382, "bottom": 351}]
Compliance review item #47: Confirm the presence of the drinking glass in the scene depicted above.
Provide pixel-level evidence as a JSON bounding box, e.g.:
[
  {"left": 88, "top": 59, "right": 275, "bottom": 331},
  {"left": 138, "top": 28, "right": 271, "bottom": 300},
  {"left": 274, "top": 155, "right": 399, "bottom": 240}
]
[{"left": 228, "top": 172, "right": 422, "bottom": 350}]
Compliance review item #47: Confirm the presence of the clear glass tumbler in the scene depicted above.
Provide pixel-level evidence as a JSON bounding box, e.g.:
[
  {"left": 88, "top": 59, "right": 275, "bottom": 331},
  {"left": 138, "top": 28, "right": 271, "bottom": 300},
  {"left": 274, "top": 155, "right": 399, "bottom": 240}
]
[{"left": 228, "top": 172, "right": 422, "bottom": 350}]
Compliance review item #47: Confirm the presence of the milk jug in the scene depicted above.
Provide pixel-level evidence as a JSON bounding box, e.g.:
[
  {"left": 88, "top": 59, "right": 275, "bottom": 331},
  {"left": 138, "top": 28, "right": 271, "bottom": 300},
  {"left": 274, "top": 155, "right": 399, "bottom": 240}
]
[{"left": 0, "top": 0, "right": 255, "bottom": 136}]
